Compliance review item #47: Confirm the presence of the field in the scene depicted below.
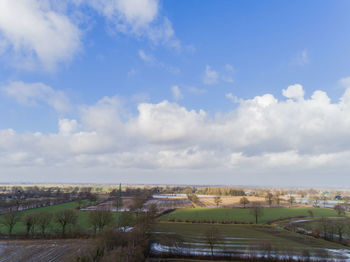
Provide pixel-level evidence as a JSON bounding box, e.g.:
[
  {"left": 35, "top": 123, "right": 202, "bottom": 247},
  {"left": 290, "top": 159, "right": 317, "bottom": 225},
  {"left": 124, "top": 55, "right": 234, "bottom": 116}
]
[
  {"left": 152, "top": 222, "right": 350, "bottom": 259},
  {"left": 0, "top": 200, "right": 119, "bottom": 234},
  {"left": 197, "top": 196, "right": 266, "bottom": 207},
  {"left": 81, "top": 197, "right": 134, "bottom": 211},
  {"left": 0, "top": 239, "right": 94, "bottom": 262},
  {"left": 158, "top": 207, "right": 346, "bottom": 224},
  {"left": 145, "top": 198, "right": 193, "bottom": 211}
]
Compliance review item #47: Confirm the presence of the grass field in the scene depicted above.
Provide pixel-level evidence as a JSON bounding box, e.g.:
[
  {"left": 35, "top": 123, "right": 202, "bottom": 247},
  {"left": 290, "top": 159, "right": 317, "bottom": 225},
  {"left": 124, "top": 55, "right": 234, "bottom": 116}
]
[
  {"left": 158, "top": 207, "right": 347, "bottom": 224},
  {"left": 0, "top": 201, "right": 120, "bottom": 234}
]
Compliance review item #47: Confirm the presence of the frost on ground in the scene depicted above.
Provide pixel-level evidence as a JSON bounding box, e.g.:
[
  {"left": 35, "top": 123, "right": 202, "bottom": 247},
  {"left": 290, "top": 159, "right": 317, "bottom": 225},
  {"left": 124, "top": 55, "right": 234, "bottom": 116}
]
[{"left": 0, "top": 239, "right": 94, "bottom": 262}]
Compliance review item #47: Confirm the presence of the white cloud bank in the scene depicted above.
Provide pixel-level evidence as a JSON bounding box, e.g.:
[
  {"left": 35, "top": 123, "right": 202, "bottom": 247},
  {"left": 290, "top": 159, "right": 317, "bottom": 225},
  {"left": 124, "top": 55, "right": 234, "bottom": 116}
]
[{"left": 2, "top": 83, "right": 350, "bottom": 185}]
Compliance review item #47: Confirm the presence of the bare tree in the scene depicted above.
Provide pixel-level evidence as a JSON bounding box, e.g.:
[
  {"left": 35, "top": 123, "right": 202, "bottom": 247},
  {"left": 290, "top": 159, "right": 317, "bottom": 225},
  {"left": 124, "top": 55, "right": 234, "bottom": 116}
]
[
  {"left": 55, "top": 209, "right": 78, "bottom": 236},
  {"left": 88, "top": 209, "right": 114, "bottom": 235},
  {"left": 312, "top": 197, "right": 320, "bottom": 208},
  {"left": 274, "top": 193, "right": 281, "bottom": 207},
  {"left": 307, "top": 210, "right": 314, "bottom": 218},
  {"left": 334, "top": 219, "right": 346, "bottom": 241},
  {"left": 130, "top": 194, "right": 147, "bottom": 217},
  {"left": 37, "top": 212, "right": 52, "bottom": 236},
  {"left": 321, "top": 195, "right": 327, "bottom": 208},
  {"left": 334, "top": 205, "right": 346, "bottom": 216},
  {"left": 265, "top": 193, "right": 273, "bottom": 207},
  {"left": 250, "top": 202, "right": 264, "bottom": 224},
  {"left": 288, "top": 195, "right": 295, "bottom": 207},
  {"left": 214, "top": 196, "right": 222, "bottom": 207},
  {"left": 204, "top": 226, "right": 220, "bottom": 258},
  {"left": 319, "top": 217, "right": 331, "bottom": 240},
  {"left": 23, "top": 213, "right": 37, "bottom": 237},
  {"left": 240, "top": 197, "right": 250, "bottom": 208},
  {"left": 1, "top": 211, "right": 21, "bottom": 236}
]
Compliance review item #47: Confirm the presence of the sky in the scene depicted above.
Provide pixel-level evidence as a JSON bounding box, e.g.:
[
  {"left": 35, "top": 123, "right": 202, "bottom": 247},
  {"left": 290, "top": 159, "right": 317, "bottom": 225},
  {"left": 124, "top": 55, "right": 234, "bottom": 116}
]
[{"left": 1, "top": 0, "right": 350, "bottom": 187}]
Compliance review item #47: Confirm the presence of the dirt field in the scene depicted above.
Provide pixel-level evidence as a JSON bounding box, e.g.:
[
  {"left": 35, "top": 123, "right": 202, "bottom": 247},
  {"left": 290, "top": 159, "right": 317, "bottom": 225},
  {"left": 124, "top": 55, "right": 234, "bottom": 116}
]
[
  {"left": 0, "top": 239, "right": 94, "bottom": 262},
  {"left": 198, "top": 196, "right": 266, "bottom": 207}
]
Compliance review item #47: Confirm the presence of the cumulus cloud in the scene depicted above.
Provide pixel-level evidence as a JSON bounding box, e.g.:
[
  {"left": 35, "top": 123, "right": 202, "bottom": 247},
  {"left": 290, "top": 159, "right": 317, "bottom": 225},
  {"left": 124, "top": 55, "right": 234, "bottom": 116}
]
[
  {"left": 3, "top": 83, "right": 350, "bottom": 185},
  {"left": 282, "top": 84, "right": 305, "bottom": 100},
  {"left": 58, "top": 119, "right": 78, "bottom": 136},
  {"left": 1, "top": 81, "right": 70, "bottom": 112},
  {"left": 171, "top": 85, "right": 183, "bottom": 100},
  {"left": 0, "top": 0, "right": 81, "bottom": 70}
]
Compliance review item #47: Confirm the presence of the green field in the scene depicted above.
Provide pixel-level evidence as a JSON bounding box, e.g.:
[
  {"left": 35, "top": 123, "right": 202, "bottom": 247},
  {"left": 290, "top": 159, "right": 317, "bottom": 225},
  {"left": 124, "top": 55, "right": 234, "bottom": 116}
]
[
  {"left": 0, "top": 201, "right": 119, "bottom": 234},
  {"left": 158, "top": 207, "right": 346, "bottom": 224},
  {"left": 154, "top": 222, "right": 346, "bottom": 250}
]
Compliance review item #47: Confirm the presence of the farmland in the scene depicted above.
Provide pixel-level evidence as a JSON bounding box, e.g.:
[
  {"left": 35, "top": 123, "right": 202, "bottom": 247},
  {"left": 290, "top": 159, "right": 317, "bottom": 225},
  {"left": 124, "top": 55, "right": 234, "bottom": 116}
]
[
  {"left": 152, "top": 222, "right": 350, "bottom": 260},
  {"left": 158, "top": 207, "right": 347, "bottom": 224},
  {"left": 0, "top": 239, "right": 94, "bottom": 262},
  {"left": 197, "top": 196, "right": 268, "bottom": 207},
  {"left": 0, "top": 185, "right": 350, "bottom": 261}
]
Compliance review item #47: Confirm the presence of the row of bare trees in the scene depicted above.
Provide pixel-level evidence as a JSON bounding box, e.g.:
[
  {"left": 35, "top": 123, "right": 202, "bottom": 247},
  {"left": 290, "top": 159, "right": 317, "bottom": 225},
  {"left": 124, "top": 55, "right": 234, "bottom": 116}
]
[
  {"left": 76, "top": 207, "right": 158, "bottom": 261},
  {"left": 0, "top": 209, "right": 79, "bottom": 237}
]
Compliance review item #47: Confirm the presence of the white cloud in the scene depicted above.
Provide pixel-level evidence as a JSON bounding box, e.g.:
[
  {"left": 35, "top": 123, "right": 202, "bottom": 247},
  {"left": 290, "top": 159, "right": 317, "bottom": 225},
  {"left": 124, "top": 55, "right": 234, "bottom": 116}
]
[
  {"left": 59, "top": 119, "right": 78, "bottom": 136},
  {"left": 171, "top": 85, "right": 183, "bottom": 101},
  {"left": 85, "top": 0, "right": 180, "bottom": 48},
  {"left": 203, "top": 64, "right": 234, "bottom": 85},
  {"left": 4, "top": 82, "right": 350, "bottom": 185},
  {"left": 0, "top": 0, "right": 81, "bottom": 70},
  {"left": 1, "top": 81, "right": 70, "bottom": 112},
  {"left": 0, "top": 1, "right": 181, "bottom": 71},
  {"left": 282, "top": 84, "right": 305, "bottom": 100}
]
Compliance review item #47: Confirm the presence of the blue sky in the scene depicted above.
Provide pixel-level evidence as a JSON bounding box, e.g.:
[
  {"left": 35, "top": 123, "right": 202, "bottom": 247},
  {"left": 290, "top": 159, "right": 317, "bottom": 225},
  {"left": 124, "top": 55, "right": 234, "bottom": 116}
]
[{"left": 1, "top": 1, "right": 350, "bottom": 186}]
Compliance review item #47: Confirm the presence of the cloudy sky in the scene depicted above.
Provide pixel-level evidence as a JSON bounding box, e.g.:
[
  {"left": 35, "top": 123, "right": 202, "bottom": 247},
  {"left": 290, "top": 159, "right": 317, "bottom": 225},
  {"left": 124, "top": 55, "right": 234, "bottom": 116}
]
[{"left": 1, "top": 1, "right": 350, "bottom": 186}]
